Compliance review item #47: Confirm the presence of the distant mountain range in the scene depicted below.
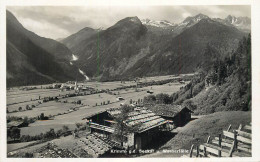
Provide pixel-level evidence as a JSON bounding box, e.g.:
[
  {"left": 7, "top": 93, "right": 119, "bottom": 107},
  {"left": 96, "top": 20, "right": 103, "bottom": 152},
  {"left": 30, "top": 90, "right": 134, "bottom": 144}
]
[
  {"left": 7, "top": 11, "right": 250, "bottom": 86},
  {"left": 6, "top": 11, "right": 85, "bottom": 87},
  {"left": 60, "top": 13, "right": 249, "bottom": 81},
  {"left": 213, "top": 15, "right": 251, "bottom": 33}
]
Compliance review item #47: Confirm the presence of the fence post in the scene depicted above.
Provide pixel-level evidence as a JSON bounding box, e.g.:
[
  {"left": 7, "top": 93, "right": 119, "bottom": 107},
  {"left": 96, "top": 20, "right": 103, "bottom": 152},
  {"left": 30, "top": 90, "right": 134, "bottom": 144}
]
[
  {"left": 189, "top": 144, "right": 194, "bottom": 157},
  {"left": 228, "top": 130, "right": 238, "bottom": 157},
  {"left": 218, "top": 134, "right": 222, "bottom": 147},
  {"left": 203, "top": 146, "right": 207, "bottom": 157},
  {"left": 207, "top": 136, "right": 211, "bottom": 143},
  {"left": 218, "top": 134, "right": 222, "bottom": 157},
  {"left": 196, "top": 145, "right": 199, "bottom": 157},
  {"left": 234, "top": 130, "right": 238, "bottom": 151},
  {"left": 228, "top": 141, "right": 235, "bottom": 157}
]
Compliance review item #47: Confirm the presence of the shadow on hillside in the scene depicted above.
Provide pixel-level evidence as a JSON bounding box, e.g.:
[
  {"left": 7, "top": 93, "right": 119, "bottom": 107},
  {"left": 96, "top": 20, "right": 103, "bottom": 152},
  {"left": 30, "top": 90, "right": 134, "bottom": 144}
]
[{"left": 175, "top": 117, "right": 199, "bottom": 128}]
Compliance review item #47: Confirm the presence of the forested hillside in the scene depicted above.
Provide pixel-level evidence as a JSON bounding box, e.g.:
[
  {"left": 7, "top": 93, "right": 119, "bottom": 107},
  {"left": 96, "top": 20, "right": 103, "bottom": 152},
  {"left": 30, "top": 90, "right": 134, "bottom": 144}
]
[
  {"left": 174, "top": 34, "right": 251, "bottom": 114},
  {"left": 144, "top": 34, "right": 251, "bottom": 115}
]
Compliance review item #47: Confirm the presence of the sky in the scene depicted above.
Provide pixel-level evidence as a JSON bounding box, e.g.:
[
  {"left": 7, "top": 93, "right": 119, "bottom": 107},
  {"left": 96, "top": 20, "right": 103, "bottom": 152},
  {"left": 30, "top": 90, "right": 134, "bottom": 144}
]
[{"left": 7, "top": 6, "right": 250, "bottom": 40}]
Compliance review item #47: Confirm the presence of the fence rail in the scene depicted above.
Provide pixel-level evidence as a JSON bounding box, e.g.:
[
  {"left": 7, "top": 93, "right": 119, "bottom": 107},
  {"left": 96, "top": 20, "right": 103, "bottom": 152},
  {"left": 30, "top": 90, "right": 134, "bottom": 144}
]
[{"left": 184, "top": 123, "right": 252, "bottom": 158}]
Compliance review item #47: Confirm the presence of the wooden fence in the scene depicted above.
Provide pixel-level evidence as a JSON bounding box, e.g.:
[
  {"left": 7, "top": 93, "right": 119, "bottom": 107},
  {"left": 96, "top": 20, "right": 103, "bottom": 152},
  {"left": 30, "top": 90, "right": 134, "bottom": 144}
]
[{"left": 185, "top": 123, "right": 251, "bottom": 158}]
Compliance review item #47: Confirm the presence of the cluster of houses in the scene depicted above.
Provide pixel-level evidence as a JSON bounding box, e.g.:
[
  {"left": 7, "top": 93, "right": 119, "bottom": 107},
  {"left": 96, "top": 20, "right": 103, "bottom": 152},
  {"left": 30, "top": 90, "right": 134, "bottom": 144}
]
[
  {"left": 80, "top": 105, "right": 193, "bottom": 157},
  {"left": 52, "top": 82, "right": 91, "bottom": 92}
]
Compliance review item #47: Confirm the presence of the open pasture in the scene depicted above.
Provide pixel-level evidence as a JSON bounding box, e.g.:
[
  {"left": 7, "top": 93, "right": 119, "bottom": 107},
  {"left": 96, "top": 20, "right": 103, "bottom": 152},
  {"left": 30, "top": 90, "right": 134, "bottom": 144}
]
[
  {"left": 7, "top": 77, "right": 189, "bottom": 136},
  {"left": 20, "top": 102, "right": 121, "bottom": 136},
  {"left": 80, "top": 81, "right": 136, "bottom": 90},
  {"left": 140, "top": 82, "right": 185, "bottom": 95},
  {"left": 7, "top": 100, "right": 40, "bottom": 112},
  {"left": 7, "top": 89, "right": 75, "bottom": 105},
  {"left": 59, "top": 93, "right": 117, "bottom": 106},
  {"left": 7, "top": 101, "right": 76, "bottom": 118}
]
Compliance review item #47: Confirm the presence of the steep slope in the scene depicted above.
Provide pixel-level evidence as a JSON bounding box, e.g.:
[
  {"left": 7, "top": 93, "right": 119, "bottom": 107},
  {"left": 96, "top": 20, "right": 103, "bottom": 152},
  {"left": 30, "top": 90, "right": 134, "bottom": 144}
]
[
  {"left": 71, "top": 16, "right": 152, "bottom": 80},
  {"left": 61, "top": 27, "right": 98, "bottom": 51},
  {"left": 169, "top": 34, "right": 251, "bottom": 115},
  {"left": 123, "top": 19, "right": 246, "bottom": 77},
  {"left": 64, "top": 15, "right": 246, "bottom": 81},
  {"left": 6, "top": 10, "right": 84, "bottom": 87},
  {"left": 144, "top": 111, "right": 251, "bottom": 157},
  {"left": 7, "top": 41, "right": 56, "bottom": 86}
]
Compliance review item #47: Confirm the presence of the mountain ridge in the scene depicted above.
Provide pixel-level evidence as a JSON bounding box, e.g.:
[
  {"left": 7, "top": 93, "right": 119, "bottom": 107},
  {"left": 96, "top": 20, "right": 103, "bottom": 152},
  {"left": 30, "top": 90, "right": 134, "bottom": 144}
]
[
  {"left": 63, "top": 15, "right": 247, "bottom": 81},
  {"left": 6, "top": 10, "right": 85, "bottom": 87}
]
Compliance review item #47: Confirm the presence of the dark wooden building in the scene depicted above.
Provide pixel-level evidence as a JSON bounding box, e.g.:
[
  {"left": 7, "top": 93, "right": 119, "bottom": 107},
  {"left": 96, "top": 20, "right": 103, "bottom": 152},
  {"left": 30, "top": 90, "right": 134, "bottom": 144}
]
[
  {"left": 152, "top": 105, "right": 193, "bottom": 127},
  {"left": 86, "top": 107, "right": 168, "bottom": 150}
]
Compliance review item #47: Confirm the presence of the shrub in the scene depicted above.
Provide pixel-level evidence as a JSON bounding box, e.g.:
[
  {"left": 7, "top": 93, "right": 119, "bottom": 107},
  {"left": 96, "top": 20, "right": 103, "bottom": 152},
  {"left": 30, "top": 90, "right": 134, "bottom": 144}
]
[
  {"left": 144, "top": 95, "right": 156, "bottom": 104},
  {"left": 155, "top": 93, "right": 173, "bottom": 104},
  {"left": 77, "top": 100, "right": 81, "bottom": 104}
]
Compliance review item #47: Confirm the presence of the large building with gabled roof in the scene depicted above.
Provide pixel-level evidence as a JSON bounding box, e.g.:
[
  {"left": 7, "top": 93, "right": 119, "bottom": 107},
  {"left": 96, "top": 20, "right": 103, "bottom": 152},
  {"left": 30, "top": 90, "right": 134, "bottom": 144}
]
[
  {"left": 80, "top": 105, "right": 192, "bottom": 157},
  {"left": 85, "top": 107, "right": 168, "bottom": 150}
]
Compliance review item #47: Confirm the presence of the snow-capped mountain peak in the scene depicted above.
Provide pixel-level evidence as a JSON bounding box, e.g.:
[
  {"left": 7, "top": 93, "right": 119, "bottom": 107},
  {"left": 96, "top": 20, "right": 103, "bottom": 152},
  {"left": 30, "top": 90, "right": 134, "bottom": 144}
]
[
  {"left": 224, "top": 15, "right": 251, "bottom": 32},
  {"left": 141, "top": 19, "right": 175, "bottom": 28},
  {"left": 181, "top": 13, "right": 209, "bottom": 27},
  {"left": 226, "top": 15, "right": 238, "bottom": 24}
]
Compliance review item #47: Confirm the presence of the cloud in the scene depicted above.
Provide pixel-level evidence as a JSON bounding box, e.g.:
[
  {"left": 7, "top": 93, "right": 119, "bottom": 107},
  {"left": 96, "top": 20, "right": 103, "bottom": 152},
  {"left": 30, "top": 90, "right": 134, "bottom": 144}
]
[{"left": 7, "top": 6, "right": 250, "bottom": 39}]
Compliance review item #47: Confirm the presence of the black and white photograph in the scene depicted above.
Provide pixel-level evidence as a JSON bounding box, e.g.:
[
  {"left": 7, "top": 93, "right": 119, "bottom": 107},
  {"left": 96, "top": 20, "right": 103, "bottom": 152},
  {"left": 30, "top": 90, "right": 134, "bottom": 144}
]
[{"left": 1, "top": 1, "right": 260, "bottom": 161}]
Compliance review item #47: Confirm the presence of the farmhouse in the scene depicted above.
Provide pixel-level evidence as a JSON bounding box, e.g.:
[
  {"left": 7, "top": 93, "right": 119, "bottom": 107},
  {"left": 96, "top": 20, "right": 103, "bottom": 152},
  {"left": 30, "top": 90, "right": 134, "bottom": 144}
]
[
  {"left": 151, "top": 105, "right": 193, "bottom": 127},
  {"left": 80, "top": 105, "right": 193, "bottom": 157},
  {"left": 85, "top": 107, "right": 169, "bottom": 150}
]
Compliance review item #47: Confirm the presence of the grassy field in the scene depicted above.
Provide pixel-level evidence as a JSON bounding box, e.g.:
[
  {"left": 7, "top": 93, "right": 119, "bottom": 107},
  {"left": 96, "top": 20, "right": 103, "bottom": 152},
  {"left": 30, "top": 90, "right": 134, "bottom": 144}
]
[
  {"left": 140, "top": 82, "right": 185, "bottom": 95},
  {"left": 59, "top": 93, "right": 117, "bottom": 106},
  {"left": 6, "top": 75, "right": 192, "bottom": 144},
  {"left": 7, "top": 100, "right": 40, "bottom": 112},
  {"left": 7, "top": 101, "right": 76, "bottom": 118},
  {"left": 20, "top": 102, "right": 120, "bottom": 136},
  {"left": 7, "top": 89, "right": 75, "bottom": 105},
  {"left": 81, "top": 81, "right": 136, "bottom": 90},
  {"left": 144, "top": 111, "right": 251, "bottom": 157},
  {"left": 8, "top": 80, "right": 185, "bottom": 136}
]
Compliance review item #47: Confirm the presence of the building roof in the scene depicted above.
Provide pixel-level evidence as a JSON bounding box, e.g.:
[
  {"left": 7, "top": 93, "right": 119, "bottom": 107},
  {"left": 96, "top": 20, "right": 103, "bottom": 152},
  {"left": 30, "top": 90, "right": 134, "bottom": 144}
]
[
  {"left": 149, "top": 104, "right": 193, "bottom": 118},
  {"left": 86, "top": 107, "right": 169, "bottom": 133},
  {"left": 78, "top": 133, "right": 122, "bottom": 157},
  {"left": 107, "top": 107, "right": 168, "bottom": 133},
  {"left": 89, "top": 122, "right": 115, "bottom": 133}
]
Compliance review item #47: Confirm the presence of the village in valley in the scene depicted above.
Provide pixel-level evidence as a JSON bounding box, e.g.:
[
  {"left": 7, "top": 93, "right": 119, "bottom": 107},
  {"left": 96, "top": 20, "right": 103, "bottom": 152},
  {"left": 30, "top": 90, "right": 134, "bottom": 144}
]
[
  {"left": 7, "top": 75, "right": 195, "bottom": 157},
  {"left": 7, "top": 73, "right": 252, "bottom": 158}
]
